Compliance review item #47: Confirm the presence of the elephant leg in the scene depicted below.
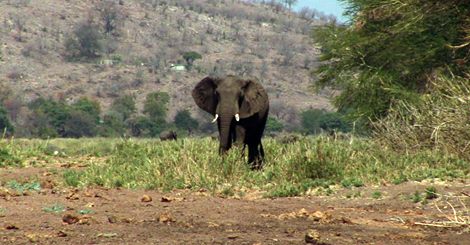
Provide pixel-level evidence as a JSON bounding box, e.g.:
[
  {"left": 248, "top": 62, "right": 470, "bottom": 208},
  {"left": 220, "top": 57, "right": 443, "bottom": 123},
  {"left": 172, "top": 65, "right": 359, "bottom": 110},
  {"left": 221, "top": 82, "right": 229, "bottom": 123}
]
[
  {"left": 248, "top": 143, "right": 263, "bottom": 170},
  {"left": 259, "top": 142, "right": 265, "bottom": 159},
  {"left": 234, "top": 125, "right": 245, "bottom": 146}
]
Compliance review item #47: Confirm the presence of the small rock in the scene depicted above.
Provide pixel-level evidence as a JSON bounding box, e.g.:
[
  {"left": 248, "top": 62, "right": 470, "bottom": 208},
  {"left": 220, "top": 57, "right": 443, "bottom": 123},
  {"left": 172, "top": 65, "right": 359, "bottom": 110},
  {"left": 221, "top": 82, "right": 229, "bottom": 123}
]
[
  {"left": 161, "top": 196, "right": 172, "bottom": 202},
  {"left": 57, "top": 230, "right": 68, "bottom": 237},
  {"left": 62, "top": 214, "right": 79, "bottom": 225},
  {"left": 78, "top": 215, "right": 92, "bottom": 225},
  {"left": 339, "top": 217, "right": 353, "bottom": 224},
  {"left": 305, "top": 229, "right": 321, "bottom": 244},
  {"left": 158, "top": 213, "right": 174, "bottom": 223},
  {"left": 108, "top": 215, "right": 118, "bottom": 223},
  {"left": 5, "top": 224, "right": 19, "bottom": 230},
  {"left": 141, "top": 195, "right": 152, "bottom": 202},
  {"left": 227, "top": 234, "right": 238, "bottom": 239}
]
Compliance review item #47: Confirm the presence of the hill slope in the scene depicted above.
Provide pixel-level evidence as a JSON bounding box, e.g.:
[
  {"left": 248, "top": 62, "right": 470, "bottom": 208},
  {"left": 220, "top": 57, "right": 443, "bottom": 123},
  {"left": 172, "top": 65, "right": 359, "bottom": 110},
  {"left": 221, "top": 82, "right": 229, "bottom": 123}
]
[{"left": 0, "top": 0, "right": 332, "bottom": 129}]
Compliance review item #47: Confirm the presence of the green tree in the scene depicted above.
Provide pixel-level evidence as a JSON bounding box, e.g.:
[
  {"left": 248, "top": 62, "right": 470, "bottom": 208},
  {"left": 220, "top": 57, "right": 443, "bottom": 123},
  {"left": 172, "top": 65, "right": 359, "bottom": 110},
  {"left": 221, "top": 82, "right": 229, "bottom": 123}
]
[
  {"left": 72, "top": 97, "right": 101, "bottom": 123},
  {"left": 100, "top": 112, "right": 126, "bottom": 137},
  {"left": 110, "top": 95, "right": 136, "bottom": 121},
  {"left": 65, "top": 21, "right": 104, "bottom": 60},
  {"left": 128, "top": 116, "right": 153, "bottom": 137},
  {"left": 301, "top": 109, "right": 351, "bottom": 134},
  {"left": 0, "top": 104, "right": 14, "bottom": 135},
  {"left": 174, "top": 110, "right": 198, "bottom": 131},
  {"left": 63, "top": 110, "right": 98, "bottom": 138},
  {"left": 313, "top": 0, "right": 470, "bottom": 121},
  {"left": 182, "top": 51, "right": 202, "bottom": 69},
  {"left": 143, "top": 92, "right": 170, "bottom": 120},
  {"left": 301, "top": 109, "right": 324, "bottom": 134},
  {"left": 266, "top": 116, "right": 284, "bottom": 133},
  {"left": 29, "top": 98, "right": 70, "bottom": 136}
]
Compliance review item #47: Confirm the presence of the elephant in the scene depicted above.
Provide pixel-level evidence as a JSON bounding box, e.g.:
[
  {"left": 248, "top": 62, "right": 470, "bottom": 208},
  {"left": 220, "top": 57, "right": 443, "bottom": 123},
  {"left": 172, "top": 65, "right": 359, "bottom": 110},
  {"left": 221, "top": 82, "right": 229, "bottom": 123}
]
[
  {"left": 159, "top": 130, "right": 177, "bottom": 141},
  {"left": 192, "top": 75, "right": 269, "bottom": 169}
]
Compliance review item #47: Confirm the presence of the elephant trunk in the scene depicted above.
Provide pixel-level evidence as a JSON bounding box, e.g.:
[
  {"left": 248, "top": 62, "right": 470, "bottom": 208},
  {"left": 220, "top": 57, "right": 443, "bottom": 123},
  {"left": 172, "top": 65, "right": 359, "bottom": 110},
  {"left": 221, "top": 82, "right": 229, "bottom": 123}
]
[{"left": 218, "top": 113, "right": 234, "bottom": 153}]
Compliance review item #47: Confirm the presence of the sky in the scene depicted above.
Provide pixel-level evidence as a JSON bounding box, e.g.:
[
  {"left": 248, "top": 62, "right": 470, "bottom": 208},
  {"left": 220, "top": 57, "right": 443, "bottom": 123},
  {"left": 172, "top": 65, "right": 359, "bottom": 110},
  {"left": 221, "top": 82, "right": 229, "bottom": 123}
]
[{"left": 294, "top": 0, "right": 348, "bottom": 22}]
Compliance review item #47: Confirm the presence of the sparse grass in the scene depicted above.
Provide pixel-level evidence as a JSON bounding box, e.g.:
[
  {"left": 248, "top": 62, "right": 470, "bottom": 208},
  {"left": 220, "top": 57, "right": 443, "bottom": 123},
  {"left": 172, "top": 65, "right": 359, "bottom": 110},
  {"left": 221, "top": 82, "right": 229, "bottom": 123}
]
[
  {"left": 372, "top": 191, "right": 382, "bottom": 199},
  {"left": 425, "top": 186, "right": 438, "bottom": 200},
  {"left": 0, "top": 137, "right": 120, "bottom": 168},
  {"left": 1, "top": 136, "right": 469, "bottom": 197},
  {"left": 412, "top": 191, "right": 423, "bottom": 203},
  {"left": 341, "top": 177, "right": 364, "bottom": 188},
  {"left": 78, "top": 209, "right": 94, "bottom": 215},
  {"left": 6, "top": 180, "right": 41, "bottom": 194},
  {"left": 42, "top": 203, "right": 66, "bottom": 213}
]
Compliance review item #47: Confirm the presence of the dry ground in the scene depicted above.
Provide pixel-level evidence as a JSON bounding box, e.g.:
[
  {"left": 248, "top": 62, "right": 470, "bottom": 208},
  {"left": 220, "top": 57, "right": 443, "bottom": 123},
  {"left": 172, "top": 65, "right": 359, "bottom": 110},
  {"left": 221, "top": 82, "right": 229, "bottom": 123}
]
[{"left": 0, "top": 166, "right": 469, "bottom": 245}]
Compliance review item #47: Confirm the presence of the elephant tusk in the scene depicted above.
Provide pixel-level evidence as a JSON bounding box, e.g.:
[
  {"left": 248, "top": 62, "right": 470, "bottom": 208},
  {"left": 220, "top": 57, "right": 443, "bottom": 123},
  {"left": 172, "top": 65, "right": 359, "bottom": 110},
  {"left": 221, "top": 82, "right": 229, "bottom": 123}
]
[
  {"left": 211, "top": 114, "right": 219, "bottom": 123},
  {"left": 235, "top": 114, "right": 240, "bottom": 122}
]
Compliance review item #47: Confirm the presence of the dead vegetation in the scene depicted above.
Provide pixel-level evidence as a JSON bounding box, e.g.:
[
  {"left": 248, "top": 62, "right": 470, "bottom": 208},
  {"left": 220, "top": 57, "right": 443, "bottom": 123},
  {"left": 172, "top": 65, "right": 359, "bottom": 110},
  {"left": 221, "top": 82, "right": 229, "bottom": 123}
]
[{"left": 0, "top": 0, "right": 333, "bottom": 131}]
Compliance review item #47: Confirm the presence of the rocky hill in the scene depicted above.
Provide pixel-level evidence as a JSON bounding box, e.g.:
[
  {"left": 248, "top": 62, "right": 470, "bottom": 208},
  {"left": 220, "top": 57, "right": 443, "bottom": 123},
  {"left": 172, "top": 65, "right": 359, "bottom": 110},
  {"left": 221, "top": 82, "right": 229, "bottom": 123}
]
[{"left": 0, "top": 0, "right": 333, "bottom": 129}]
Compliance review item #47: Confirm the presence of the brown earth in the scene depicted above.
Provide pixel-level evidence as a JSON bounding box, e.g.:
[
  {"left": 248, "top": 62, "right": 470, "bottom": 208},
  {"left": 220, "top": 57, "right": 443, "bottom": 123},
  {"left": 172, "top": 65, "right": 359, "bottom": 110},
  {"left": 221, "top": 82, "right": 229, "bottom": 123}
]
[{"left": 0, "top": 166, "right": 469, "bottom": 245}]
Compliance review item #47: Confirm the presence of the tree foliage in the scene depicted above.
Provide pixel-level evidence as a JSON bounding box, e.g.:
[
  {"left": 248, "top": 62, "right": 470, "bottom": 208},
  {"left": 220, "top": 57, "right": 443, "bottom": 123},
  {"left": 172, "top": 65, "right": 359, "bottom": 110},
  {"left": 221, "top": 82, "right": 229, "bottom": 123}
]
[
  {"left": 28, "top": 97, "right": 102, "bottom": 138},
  {"left": 313, "top": 0, "right": 470, "bottom": 121},
  {"left": 143, "top": 92, "right": 170, "bottom": 120},
  {"left": 266, "top": 116, "right": 284, "bottom": 133},
  {"left": 301, "top": 109, "right": 351, "bottom": 135},
  {"left": 65, "top": 21, "right": 104, "bottom": 60},
  {"left": 182, "top": 51, "right": 202, "bottom": 69},
  {"left": 0, "top": 104, "right": 14, "bottom": 135},
  {"left": 174, "top": 110, "right": 198, "bottom": 131},
  {"left": 110, "top": 95, "right": 136, "bottom": 121}
]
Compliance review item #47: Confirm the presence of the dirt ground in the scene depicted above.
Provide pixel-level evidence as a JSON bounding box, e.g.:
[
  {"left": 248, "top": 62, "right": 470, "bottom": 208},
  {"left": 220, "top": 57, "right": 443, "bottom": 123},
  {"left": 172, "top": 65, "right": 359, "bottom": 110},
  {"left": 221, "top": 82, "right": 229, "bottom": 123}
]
[{"left": 0, "top": 167, "right": 469, "bottom": 245}]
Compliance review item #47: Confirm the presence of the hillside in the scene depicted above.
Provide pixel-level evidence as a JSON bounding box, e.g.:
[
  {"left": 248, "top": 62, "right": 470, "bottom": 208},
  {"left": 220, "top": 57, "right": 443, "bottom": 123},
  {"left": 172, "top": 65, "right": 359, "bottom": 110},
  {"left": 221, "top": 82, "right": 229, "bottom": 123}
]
[{"left": 0, "top": 0, "right": 332, "bottom": 132}]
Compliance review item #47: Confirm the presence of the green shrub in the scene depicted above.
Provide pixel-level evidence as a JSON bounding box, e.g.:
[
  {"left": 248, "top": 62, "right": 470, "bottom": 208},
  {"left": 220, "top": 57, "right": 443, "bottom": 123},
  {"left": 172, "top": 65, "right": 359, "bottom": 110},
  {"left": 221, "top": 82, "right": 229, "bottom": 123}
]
[
  {"left": 65, "top": 22, "right": 104, "bottom": 61},
  {"left": 266, "top": 117, "right": 284, "bottom": 133},
  {"left": 301, "top": 109, "right": 351, "bottom": 134},
  {"left": 182, "top": 51, "right": 202, "bottom": 69},
  {"left": 0, "top": 105, "right": 14, "bottom": 135},
  {"left": 174, "top": 109, "right": 198, "bottom": 131},
  {"left": 424, "top": 186, "right": 438, "bottom": 200}
]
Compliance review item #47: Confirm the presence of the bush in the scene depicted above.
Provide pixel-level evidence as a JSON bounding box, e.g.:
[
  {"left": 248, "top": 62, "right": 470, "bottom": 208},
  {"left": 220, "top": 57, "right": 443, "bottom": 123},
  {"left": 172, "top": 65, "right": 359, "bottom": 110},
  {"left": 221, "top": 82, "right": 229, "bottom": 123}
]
[
  {"left": 63, "top": 110, "right": 98, "bottom": 138},
  {"left": 65, "top": 21, "right": 104, "bottom": 60},
  {"left": 28, "top": 97, "right": 102, "bottom": 138},
  {"left": 29, "top": 98, "right": 70, "bottom": 136},
  {"left": 373, "top": 74, "right": 470, "bottom": 161},
  {"left": 0, "top": 105, "right": 14, "bottom": 135},
  {"left": 110, "top": 95, "right": 136, "bottom": 121},
  {"left": 99, "top": 112, "right": 126, "bottom": 137},
  {"left": 301, "top": 109, "right": 351, "bottom": 134},
  {"left": 174, "top": 110, "right": 198, "bottom": 131},
  {"left": 72, "top": 97, "right": 101, "bottom": 123},
  {"left": 143, "top": 92, "right": 169, "bottom": 120},
  {"left": 265, "top": 116, "right": 283, "bottom": 133},
  {"left": 182, "top": 51, "right": 202, "bottom": 69},
  {"left": 128, "top": 115, "right": 166, "bottom": 137}
]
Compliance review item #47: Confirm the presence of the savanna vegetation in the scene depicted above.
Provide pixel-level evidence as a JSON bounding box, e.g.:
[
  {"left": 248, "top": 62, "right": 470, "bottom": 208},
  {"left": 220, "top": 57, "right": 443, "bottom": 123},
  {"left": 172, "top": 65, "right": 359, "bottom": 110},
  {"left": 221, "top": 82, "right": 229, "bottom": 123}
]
[
  {"left": 1, "top": 137, "right": 467, "bottom": 197},
  {"left": 0, "top": 2, "right": 468, "bottom": 243},
  {"left": 0, "top": 0, "right": 468, "bottom": 195}
]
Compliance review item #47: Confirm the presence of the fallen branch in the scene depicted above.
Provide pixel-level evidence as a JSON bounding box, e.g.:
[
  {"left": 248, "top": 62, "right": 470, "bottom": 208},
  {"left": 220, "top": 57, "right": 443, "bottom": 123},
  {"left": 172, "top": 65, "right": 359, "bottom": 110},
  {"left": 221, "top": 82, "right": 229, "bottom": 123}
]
[{"left": 413, "top": 222, "right": 460, "bottom": 228}]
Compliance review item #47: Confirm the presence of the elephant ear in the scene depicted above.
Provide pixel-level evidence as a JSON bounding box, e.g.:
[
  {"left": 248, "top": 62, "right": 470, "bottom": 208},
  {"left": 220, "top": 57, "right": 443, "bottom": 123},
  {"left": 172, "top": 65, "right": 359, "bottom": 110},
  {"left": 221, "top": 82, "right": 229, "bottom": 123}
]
[
  {"left": 192, "top": 77, "right": 218, "bottom": 115},
  {"left": 239, "top": 78, "right": 268, "bottom": 118}
]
